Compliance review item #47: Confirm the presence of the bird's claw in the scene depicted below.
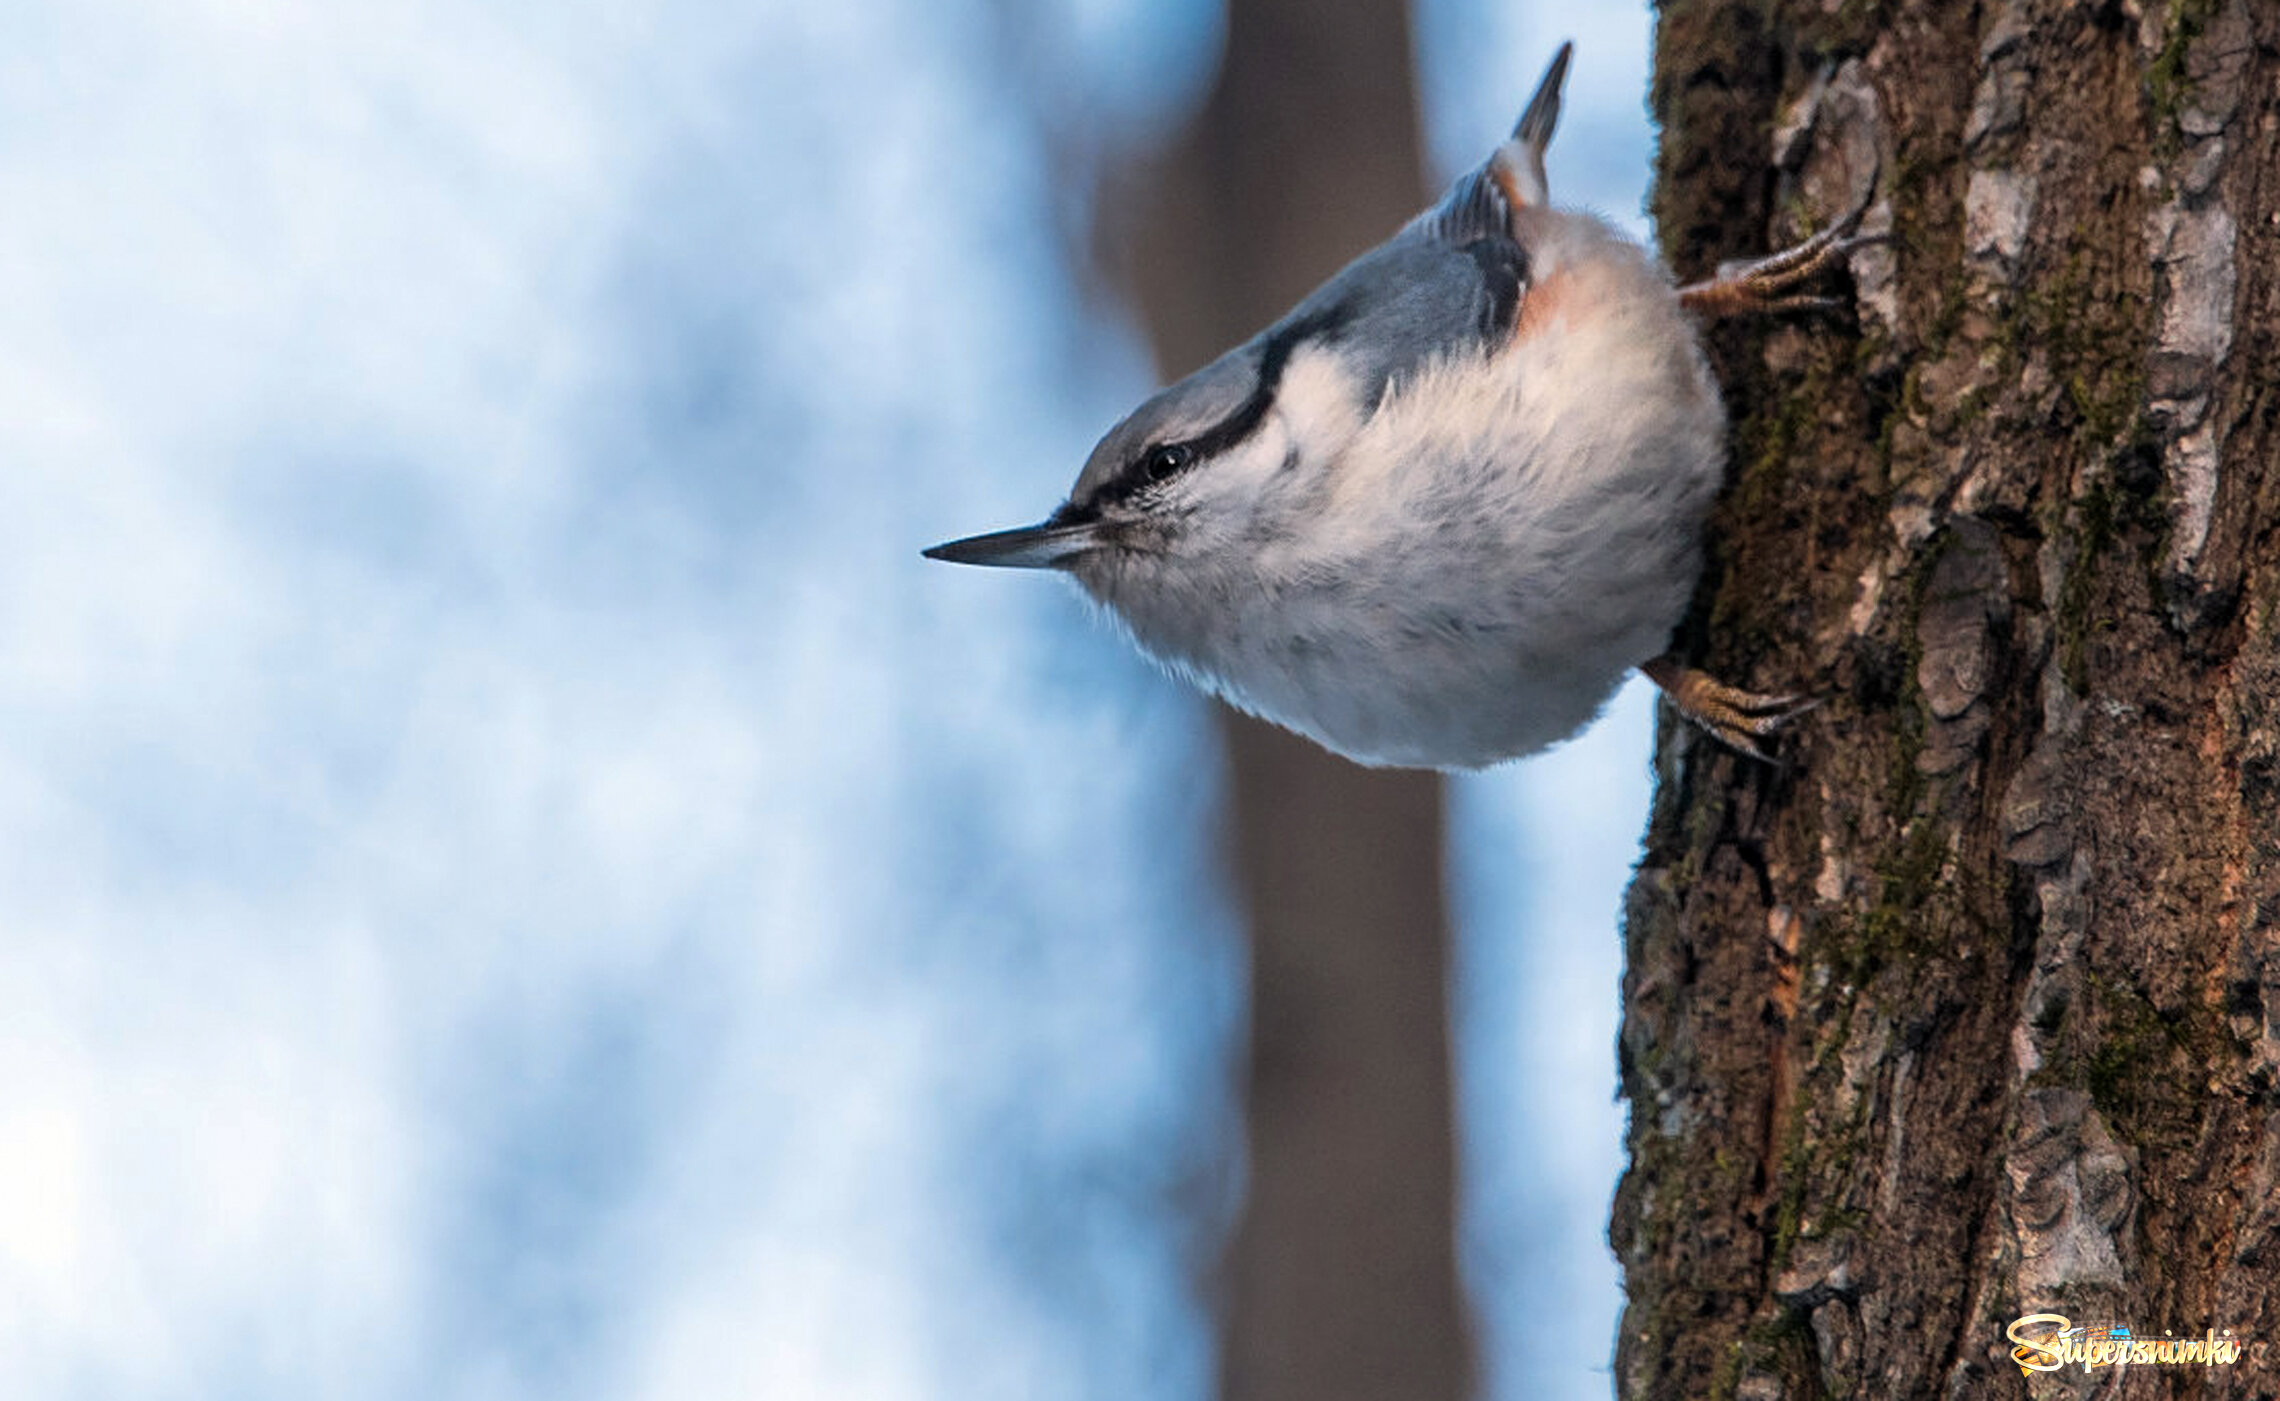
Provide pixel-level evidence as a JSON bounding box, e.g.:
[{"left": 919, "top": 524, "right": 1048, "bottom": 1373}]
[
  {"left": 1677, "top": 168, "right": 1885, "bottom": 322},
  {"left": 1641, "top": 655, "right": 1818, "bottom": 764}
]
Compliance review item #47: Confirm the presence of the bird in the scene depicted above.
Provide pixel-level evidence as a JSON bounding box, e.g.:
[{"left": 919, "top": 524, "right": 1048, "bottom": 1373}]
[{"left": 924, "top": 42, "right": 1874, "bottom": 770}]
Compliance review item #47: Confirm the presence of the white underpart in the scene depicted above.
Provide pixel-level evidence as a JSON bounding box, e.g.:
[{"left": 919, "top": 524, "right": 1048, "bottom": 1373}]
[{"left": 1115, "top": 213, "right": 1725, "bottom": 769}]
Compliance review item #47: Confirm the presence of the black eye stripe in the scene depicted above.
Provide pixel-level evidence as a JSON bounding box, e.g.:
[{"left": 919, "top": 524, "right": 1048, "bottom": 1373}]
[{"left": 1095, "top": 300, "right": 1354, "bottom": 507}]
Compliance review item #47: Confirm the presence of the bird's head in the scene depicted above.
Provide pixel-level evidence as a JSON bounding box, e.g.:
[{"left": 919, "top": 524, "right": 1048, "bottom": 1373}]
[{"left": 924, "top": 304, "right": 1361, "bottom": 620}]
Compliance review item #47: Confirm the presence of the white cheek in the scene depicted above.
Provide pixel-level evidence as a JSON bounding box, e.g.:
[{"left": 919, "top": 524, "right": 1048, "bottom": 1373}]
[
  {"left": 1180, "top": 436, "right": 1283, "bottom": 555},
  {"left": 1166, "top": 345, "right": 1368, "bottom": 552},
  {"left": 1185, "top": 413, "right": 1296, "bottom": 522},
  {"left": 1272, "top": 348, "right": 1366, "bottom": 464}
]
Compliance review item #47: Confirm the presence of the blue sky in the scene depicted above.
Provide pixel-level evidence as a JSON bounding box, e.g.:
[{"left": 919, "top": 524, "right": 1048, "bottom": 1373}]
[{"left": 0, "top": 1, "right": 1657, "bottom": 1396}]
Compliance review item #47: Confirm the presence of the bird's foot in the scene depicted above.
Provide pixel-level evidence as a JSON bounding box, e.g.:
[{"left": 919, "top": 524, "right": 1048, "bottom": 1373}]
[
  {"left": 1641, "top": 654, "right": 1817, "bottom": 763},
  {"left": 1677, "top": 174, "right": 1885, "bottom": 321}
]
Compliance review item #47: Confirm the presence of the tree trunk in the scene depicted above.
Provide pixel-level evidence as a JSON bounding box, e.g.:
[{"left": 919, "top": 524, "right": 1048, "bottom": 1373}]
[
  {"left": 1616, "top": 2, "right": 2280, "bottom": 1397},
  {"left": 1103, "top": 3, "right": 1473, "bottom": 1400}
]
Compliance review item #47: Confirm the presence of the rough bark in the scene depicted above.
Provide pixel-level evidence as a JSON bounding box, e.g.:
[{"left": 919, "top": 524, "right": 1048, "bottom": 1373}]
[
  {"left": 1103, "top": 3, "right": 1473, "bottom": 1400},
  {"left": 1617, "top": 2, "right": 2280, "bottom": 1398}
]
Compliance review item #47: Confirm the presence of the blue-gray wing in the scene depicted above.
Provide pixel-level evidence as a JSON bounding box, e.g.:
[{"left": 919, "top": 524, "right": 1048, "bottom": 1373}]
[
  {"left": 1272, "top": 165, "right": 1528, "bottom": 408},
  {"left": 1268, "top": 42, "right": 1569, "bottom": 407}
]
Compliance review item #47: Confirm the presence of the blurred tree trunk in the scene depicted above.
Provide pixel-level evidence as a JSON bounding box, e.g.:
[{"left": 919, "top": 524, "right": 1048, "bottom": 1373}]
[
  {"left": 1101, "top": 3, "right": 1473, "bottom": 1400},
  {"left": 1617, "top": 2, "right": 2280, "bottom": 1396}
]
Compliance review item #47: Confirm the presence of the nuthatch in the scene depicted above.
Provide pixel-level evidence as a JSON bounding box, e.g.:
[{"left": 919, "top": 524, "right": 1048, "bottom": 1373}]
[{"left": 927, "top": 43, "right": 1874, "bottom": 768}]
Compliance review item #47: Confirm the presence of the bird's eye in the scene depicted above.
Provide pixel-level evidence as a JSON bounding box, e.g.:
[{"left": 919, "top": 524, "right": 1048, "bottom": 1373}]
[{"left": 1142, "top": 443, "right": 1193, "bottom": 483}]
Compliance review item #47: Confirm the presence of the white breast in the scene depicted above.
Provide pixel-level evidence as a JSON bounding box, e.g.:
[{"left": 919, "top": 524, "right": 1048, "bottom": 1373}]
[{"left": 1186, "top": 215, "right": 1726, "bottom": 768}]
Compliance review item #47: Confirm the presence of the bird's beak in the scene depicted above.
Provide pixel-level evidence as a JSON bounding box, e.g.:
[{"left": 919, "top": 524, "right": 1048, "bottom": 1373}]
[{"left": 922, "top": 520, "right": 1098, "bottom": 570}]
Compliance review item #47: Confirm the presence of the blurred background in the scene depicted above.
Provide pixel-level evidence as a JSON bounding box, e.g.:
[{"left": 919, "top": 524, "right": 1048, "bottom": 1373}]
[{"left": 0, "top": 0, "right": 1660, "bottom": 1396}]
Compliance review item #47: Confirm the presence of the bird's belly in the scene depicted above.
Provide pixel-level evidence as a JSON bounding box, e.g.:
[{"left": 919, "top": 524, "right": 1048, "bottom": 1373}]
[
  {"left": 1197, "top": 610, "right": 1655, "bottom": 769},
  {"left": 1110, "top": 316, "right": 1724, "bottom": 767},
  {"left": 1183, "top": 485, "right": 1705, "bottom": 767}
]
